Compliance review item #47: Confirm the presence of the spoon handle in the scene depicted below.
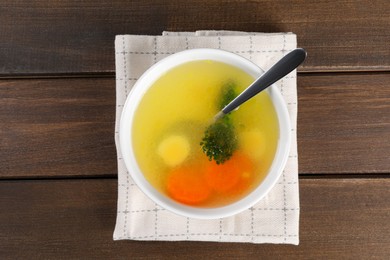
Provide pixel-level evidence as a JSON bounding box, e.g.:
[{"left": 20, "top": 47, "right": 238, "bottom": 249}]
[{"left": 221, "top": 48, "right": 307, "bottom": 115}]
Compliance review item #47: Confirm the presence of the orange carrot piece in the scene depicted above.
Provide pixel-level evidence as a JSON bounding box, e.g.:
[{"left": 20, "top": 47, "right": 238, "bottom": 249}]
[
  {"left": 205, "top": 152, "right": 254, "bottom": 193},
  {"left": 166, "top": 166, "right": 211, "bottom": 205}
]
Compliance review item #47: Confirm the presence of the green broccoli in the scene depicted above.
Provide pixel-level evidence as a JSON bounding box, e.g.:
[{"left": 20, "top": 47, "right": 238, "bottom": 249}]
[{"left": 200, "top": 80, "right": 239, "bottom": 164}]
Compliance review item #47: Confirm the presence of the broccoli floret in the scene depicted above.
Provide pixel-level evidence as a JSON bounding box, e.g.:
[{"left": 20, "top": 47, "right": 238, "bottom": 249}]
[
  {"left": 200, "top": 116, "right": 237, "bottom": 164},
  {"left": 200, "top": 80, "right": 239, "bottom": 164},
  {"left": 218, "top": 81, "right": 237, "bottom": 110}
]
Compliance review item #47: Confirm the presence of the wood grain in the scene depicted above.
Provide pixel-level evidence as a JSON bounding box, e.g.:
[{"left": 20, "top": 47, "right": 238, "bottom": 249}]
[
  {"left": 298, "top": 72, "right": 390, "bottom": 174},
  {"left": 0, "top": 78, "right": 117, "bottom": 178},
  {"left": 0, "top": 178, "right": 389, "bottom": 259},
  {"left": 1, "top": 0, "right": 390, "bottom": 75},
  {"left": 1, "top": 73, "right": 389, "bottom": 178}
]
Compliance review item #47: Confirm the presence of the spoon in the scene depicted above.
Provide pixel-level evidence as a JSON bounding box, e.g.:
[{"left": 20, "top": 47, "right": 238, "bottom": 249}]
[
  {"left": 214, "top": 48, "right": 307, "bottom": 121},
  {"left": 201, "top": 48, "right": 306, "bottom": 164}
]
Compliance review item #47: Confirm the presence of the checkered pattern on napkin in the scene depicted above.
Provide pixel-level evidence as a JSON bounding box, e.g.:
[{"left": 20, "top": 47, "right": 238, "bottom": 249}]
[{"left": 113, "top": 31, "right": 300, "bottom": 244}]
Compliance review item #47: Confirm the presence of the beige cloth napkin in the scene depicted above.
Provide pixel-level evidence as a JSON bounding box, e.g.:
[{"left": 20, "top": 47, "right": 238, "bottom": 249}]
[{"left": 113, "top": 31, "right": 299, "bottom": 244}]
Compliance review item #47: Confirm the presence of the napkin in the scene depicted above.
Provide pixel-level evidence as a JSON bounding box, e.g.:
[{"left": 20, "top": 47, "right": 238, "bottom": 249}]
[{"left": 113, "top": 31, "right": 300, "bottom": 244}]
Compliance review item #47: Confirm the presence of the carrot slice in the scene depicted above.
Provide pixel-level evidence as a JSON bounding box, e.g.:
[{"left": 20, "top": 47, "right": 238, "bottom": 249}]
[
  {"left": 205, "top": 152, "right": 254, "bottom": 193},
  {"left": 166, "top": 166, "right": 211, "bottom": 205}
]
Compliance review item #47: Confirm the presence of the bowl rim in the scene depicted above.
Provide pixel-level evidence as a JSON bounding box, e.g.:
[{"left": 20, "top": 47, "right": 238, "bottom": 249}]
[{"left": 119, "top": 48, "right": 291, "bottom": 219}]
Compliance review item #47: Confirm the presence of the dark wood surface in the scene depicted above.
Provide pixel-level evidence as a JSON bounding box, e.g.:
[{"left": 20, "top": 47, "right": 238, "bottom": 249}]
[
  {"left": 0, "top": 78, "right": 116, "bottom": 179},
  {"left": 1, "top": 179, "right": 389, "bottom": 259},
  {"left": 1, "top": 0, "right": 389, "bottom": 259},
  {"left": 1, "top": 0, "right": 390, "bottom": 75}
]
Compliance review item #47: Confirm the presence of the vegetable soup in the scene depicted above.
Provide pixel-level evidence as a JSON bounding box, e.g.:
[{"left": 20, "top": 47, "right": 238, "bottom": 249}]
[{"left": 132, "top": 60, "right": 279, "bottom": 207}]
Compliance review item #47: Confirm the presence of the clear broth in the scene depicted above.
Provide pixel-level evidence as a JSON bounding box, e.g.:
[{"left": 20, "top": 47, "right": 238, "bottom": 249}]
[{"left": 132, "top": 60, "right": 279, "bottom": 207}]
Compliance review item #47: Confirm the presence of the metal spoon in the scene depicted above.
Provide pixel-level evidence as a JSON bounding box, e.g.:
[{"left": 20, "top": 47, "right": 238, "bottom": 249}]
[{"left": 214, "top": 48, "right": 307, "bottom": 121}]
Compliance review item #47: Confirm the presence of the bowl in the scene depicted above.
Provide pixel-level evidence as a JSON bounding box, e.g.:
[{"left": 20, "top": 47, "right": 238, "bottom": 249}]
[{"left": 119, "top": 48, "right": 291, "bottom": 219}]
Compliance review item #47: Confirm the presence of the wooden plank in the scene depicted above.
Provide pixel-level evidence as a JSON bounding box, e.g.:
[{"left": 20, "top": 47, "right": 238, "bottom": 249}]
[
  {"left": 0, "top": 78, "right": 117, "bottom": 178},
  {"left": 0, "top": 178, "right": 389, "bottom": 258},
  {"left": 297, "top": 72, "right": 390, "bottom": 174},
  {"left": 1, "top": 0, "right": 389, "bottom": 75},
  {"left": 1, "top": 73, "right": 389, "bottom": 178}
]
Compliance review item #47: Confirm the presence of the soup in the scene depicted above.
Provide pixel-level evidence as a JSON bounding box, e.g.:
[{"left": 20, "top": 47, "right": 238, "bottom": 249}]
[{"left": 132, "top": 60, "right": 279, "bottom": 207}]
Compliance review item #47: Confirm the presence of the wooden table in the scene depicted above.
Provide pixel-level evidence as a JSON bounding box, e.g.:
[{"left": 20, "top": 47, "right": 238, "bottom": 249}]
[{"left": 1, "top": 1, "right": 389, "bottom": 258}]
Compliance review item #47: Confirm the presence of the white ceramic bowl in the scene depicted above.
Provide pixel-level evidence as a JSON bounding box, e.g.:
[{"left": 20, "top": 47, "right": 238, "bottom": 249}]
[{"left": 119, "top": 48, "right": 291, "bottom": 219}]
